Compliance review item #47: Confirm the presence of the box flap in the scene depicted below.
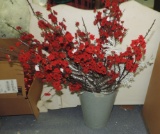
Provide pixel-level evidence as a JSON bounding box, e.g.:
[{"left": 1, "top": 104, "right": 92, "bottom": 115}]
[
  {"left": 28, "top": 78, "right": 43, "bottom": 119},
  {"left": 0, "top": 61, "right": 26, "bottom": 97}
]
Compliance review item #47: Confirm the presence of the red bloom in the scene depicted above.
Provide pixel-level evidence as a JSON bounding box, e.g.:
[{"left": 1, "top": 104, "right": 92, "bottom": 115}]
[
  {"left": 64, "top": 67, "right": 72, "bottom": 74},
  {"left": 59, "top": 22, "right": 66, "bottom": 30},
  {"left": 52, "top": 81, "right": 62, "bottom": 91},
  {"left": 46, "top": 74, "right": 53, "bottom": 82},
  {"left": 65, "top": 32, "right": 74, "bottom": 42},
  {"left": 59, "top": 52, "right": 66, "bottom": 59},
  {"left": 53, "top": 10, "right": 58, "bottom": 15},
  {"left": 48, "top": 54, "right": 55, "bottom": 61},
  {"left": 16, "top": 41, "right": 21, "bottom": 47},
  {"left": 22, "top": 63, "right": 30, "bottom": 70},
  {"left": 52, "top": 73, "right": 62, "bottom": 80},
  {"left": 53, "top": 68, "right": 61, "bottom": 73},
  {"left": 20, "top": 33, "right": 34, "bottom": 41},
  {"left": 9, "top": 46, "right": 15, "bottom": 51},
  {"left": 89, "top": 34, "right": 95, "bottom": 40},
  {"left": 16, "top": 26, "right": 22, "bottom": 30},
  {"left": 35, "top": 72, "right": 44, "bottom": 79},
  {"left": 69, "top": 82, "right": 82, "bottom": 92},
  {"left": 38, "top": 20, "right": 48, "bottom": 29},
  {"left": 35, "top": 11, "right": 42, "bottom": 17},
  {"left": 48, "top": 14, "right": 57, "bottom": 23},
  {"left": 79, "top": 43, "right": 85, "bottom": 50},
  {"left": 75, "top": 22, "right": 79, "bottom": 27},
  {"left": 46, "top": 4, "right": 52, "bottom": 11},
  {"left": 44, "top": 92, "right": 51, "bottom": 96},
  {"left": 45, "top": 65, "right": 52, "bottom": 71}
]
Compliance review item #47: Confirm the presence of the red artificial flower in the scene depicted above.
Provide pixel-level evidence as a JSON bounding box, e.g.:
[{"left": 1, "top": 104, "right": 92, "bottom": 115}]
[
  {"left": 64, "top": 67, "right": 72, "bottom": 74},
  {"left": 22, "top": 63, "right": 30, "bottom": 70},
  {"left": 20, "top": 33, "right": 34, "bottom": 41},
  {"left": 75, "top": 22, "right": 79, "bottom": 27},
  {"left": 52, "top": 73, "right": 62, "bottom": 80},
  {"left": 35, "top": 11, "right": 42, "bottom": 17},
  {"left": 59, "top": 52, "right": 66, "bottom": 59},
  {"left": 83, "top": 66, "right": 90, "bottom": 74},
  {"left": 46, "top": 4, "right": 52, "bottom": 11},
  {"left": 52, "top": 81, "right": 62, "bottom": 91},
  {"left": 89, "top": 34, "right": 95, "bottom": 40},
  {"left": 53, "top": 68, "right": 61, "bottom": 73},
  {"left": 44, "top": 92, "right": 51, "bottom": 96},
  {"left": 16, "top": 41, "right": 21, "bottom": 47},
  {"left": 35, "top": 72, "right": 44, "bottom": 79},
  {"left": 45, "top": 64, "right": 52, "bottom": 71},
  {"left": 38, "top": 20, "right": 48, "bottom": 29},
  {"left": 53, "top": 10, "right": 58, "bottom": 15},
  {"left": 33, "top": 54, "right": 42, "bottom": 63},
  {"left": 48, "top": 53, "right": 55, "bottom": 61},
  {"left": 16, "top": 26, "right": 22, "bottom": 30},
  {"left": 48, "top": 14, "right": 57, "bottom": 23},
  {"left": 65, "top": 32, "right": 74, "bottom": 42},
  {"left": 69, "top": 82, "right": 82, "bottom": 92},
  {"left": 61, "top": 60, "right": 69, "bottom": 67},
  {"left": 9, "top": 46, "right": 15, "bottom": 51},
  {"left": 59, "top": 22, "right": 66, "bottom": 30}
]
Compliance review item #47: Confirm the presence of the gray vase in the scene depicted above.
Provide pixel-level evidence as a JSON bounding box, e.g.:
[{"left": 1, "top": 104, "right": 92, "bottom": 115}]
[{"left": 79, "top": 90, "right": 118, "bottom": 129}]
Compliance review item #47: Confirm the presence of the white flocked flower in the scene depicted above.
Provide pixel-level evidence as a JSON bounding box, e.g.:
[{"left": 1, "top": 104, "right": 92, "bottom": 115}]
[{"left": 120, "top": 73, "right": 134, "bottom": 88}]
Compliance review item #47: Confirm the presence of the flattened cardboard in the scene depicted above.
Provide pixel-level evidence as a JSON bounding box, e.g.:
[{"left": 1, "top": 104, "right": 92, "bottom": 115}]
[{"left": 143, "top": 44, "right": 160, "bottom": 134}]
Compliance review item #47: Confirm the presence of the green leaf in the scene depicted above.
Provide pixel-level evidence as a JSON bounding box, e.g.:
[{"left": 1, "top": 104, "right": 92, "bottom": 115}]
[
  {"left": 46, "top": 100, "right": 52, "bottom": 103},
  {"left": 56, "top": 90, "right": 63, "bottom": 96}
]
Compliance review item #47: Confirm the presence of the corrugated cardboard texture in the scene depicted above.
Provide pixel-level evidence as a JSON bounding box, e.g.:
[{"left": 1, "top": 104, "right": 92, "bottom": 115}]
[
  {"left": 0, "top": 61, "right": 26, "bottom": 97},
  {"left": 0, "top": 61, "right": 43, "bottom": 118},
  {"left": 0, "top": 38, "right": 43, "bottom": 118},
  {"left": 28, "top": 78, "right": 43, "bottom": 119},
  {"left": 0, "top": 97, "right": 33, "bottom": 115},
  {"left": 0, "top": 61, "right": 33, "bottom": 116},
  {"left": 143, "top": 44, "right": 160, "bottom": 134}
]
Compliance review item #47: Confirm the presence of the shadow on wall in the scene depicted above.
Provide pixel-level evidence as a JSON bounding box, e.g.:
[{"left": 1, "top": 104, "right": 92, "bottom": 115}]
[
  {"left": 47, "top": 0, "right": 127, "bottom": 9},
  {"left": 154, "top": 0, "right": 160, "bottom": 11}
]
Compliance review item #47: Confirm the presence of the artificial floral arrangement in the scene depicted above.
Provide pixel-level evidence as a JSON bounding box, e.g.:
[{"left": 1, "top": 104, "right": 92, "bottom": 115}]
[{"left": 0, "top": 0, "right": 155, "bottom": 95}]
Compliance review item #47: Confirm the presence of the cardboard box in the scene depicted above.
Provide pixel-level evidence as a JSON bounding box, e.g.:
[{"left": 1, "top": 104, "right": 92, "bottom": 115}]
[
  {"left": 143, "top": 44, "right": 160, "bottom": 134},
  {"left": 0, "top": 39, "right": 42, "bottom": 118},
  {"left": 0, "top": 62, "right": 43, "bottom": 118}
]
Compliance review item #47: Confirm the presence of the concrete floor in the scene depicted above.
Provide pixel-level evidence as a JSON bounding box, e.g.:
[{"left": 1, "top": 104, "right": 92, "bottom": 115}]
[{"left": 0, "top": 105, "right": 148, "bottom": 134}]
